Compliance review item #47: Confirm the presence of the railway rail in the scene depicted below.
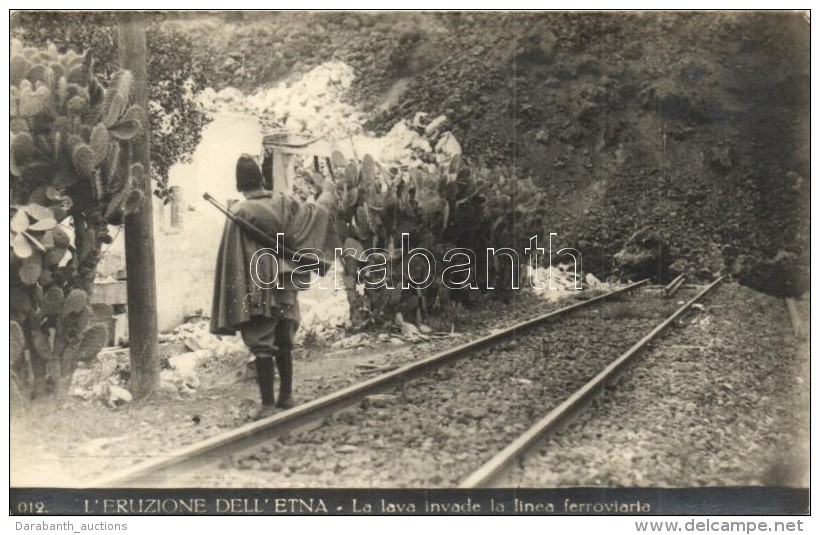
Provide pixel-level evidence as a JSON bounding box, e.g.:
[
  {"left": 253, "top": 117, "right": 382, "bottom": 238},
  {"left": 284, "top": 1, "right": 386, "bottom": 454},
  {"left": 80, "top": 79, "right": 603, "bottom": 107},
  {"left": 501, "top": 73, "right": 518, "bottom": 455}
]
[
  {"left": 91, "top": 277, "right": 724, "bottom": 488},
  {"left": 460, "top": 276, "right": 725, "bottom": 487},
  {"left": 785, "top": 297, "right": 808, "bottom": 341}
]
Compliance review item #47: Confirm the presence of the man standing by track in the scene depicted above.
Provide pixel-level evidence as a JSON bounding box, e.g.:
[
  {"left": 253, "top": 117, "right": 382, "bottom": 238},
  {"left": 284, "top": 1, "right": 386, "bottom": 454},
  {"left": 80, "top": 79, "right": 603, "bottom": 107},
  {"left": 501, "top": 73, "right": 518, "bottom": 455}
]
[{"left": 210, "top": 155, "right": 337, "bottom": 416}]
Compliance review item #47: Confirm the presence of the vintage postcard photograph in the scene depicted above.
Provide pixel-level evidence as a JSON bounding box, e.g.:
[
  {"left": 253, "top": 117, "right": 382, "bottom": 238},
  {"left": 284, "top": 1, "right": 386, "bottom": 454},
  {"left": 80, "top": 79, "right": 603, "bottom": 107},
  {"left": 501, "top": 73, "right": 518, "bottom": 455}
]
[{"left": 7, "top": 9, "right": 810, "bottom": 517}]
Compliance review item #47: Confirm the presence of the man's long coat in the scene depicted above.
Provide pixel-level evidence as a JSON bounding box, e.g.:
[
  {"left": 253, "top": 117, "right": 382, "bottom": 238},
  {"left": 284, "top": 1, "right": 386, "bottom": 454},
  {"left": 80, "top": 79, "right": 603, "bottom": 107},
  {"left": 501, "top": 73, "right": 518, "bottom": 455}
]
[{"left": 210, "top": 190, "right": 332, "bottom": 335}]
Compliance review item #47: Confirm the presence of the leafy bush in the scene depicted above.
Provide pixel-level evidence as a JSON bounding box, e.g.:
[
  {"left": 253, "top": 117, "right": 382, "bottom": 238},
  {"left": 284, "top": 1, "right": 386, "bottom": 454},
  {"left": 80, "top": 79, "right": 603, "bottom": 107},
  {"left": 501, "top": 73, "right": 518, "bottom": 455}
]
[{"left": 10, "top": 40, "right": 144, "bottom": 399}]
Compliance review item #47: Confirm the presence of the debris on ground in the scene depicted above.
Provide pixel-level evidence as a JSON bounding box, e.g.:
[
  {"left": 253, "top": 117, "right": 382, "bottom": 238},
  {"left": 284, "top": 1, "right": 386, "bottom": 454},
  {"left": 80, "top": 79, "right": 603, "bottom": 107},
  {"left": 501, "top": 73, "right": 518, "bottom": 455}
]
[
  {"left": 330, "top": 333, "right": 371, "bottom": 350},
  {"left": 71, "top": 319, "right": 251, "bottom": 405},
  {"left": 526, "top": 265, "right": 587, "bottom": 300},
  {"left": 69, "top": 348, "right": 131, "bottom": 407}
]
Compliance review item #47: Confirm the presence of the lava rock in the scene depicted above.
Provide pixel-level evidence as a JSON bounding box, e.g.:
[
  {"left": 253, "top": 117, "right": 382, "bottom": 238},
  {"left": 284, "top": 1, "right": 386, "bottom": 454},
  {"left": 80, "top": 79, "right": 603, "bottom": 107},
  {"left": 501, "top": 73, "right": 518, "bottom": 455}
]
[
  {"left": 613, "top": 228, "right": 672, "bottom": 283},
  {"left": 731, "top": 250, "right": 809, "bottom": 297}
]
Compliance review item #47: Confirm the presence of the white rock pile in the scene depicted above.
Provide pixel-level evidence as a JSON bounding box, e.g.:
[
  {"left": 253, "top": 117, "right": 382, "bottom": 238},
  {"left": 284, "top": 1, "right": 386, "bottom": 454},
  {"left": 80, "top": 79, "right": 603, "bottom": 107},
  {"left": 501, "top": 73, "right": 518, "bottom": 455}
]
[{"left": 200, "top": 61, "right": 463, "bottom": 168}]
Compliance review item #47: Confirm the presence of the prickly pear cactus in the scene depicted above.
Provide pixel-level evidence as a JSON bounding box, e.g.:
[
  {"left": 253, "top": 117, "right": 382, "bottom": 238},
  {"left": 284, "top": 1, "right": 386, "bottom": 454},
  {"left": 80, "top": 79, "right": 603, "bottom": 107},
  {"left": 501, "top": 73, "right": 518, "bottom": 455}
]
[
  {"left": 318, "top": 146, "right": 550, "bottom": 327},
  {"left": 9, "top": 40, "right": 146, "bottom": 399}
]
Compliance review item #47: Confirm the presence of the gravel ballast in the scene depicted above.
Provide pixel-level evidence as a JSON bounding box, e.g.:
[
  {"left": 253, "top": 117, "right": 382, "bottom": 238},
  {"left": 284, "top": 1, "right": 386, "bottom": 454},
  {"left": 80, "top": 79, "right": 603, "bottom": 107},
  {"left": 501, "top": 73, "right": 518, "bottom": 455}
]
[
  {"left": 508, "top": 283, "right": 808, "bottom": 488},
  {"left": 181, "top": 288, "right": 691, "bottom": 487}
]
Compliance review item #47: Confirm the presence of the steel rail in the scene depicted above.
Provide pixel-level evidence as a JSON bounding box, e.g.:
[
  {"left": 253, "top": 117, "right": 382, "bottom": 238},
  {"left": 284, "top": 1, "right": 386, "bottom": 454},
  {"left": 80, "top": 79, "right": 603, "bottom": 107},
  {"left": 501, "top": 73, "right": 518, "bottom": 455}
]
[
  {"left": 459, "top": 276, "right": 725, "bottom": 488},
  {"left": 89, "top": 279, "right": 649, "bottom": 487},
  {"left": 664, "top": 273, "right": 686, "bottom": 297},
  {"left": 785, "top": 297, "right": 808, "bottom": 340}
]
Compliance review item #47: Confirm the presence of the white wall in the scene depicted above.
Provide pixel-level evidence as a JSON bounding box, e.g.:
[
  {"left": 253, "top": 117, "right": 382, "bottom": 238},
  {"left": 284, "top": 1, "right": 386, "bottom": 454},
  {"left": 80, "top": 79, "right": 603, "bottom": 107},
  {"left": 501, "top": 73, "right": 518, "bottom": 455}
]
[{"left": 98, "top": 113, "right": 264, "bottom": 332}]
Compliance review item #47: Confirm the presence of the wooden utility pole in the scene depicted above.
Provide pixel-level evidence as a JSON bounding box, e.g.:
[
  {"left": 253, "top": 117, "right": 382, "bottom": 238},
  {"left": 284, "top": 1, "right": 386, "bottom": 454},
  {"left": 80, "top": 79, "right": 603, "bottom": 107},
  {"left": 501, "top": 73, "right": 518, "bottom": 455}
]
[{"left": 118, "top": 13, "right": 159, "bottom": 397}]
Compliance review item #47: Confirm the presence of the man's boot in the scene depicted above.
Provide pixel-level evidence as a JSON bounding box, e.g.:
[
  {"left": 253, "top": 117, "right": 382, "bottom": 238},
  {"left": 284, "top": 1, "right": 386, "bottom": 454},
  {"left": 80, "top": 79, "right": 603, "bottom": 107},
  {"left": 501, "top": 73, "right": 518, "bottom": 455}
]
[
  {"left": 275, "top": 350, "right": 295, "bottom": 409},
  {"left": 254, "top": 355, "right": 276, "bottom": 408}
]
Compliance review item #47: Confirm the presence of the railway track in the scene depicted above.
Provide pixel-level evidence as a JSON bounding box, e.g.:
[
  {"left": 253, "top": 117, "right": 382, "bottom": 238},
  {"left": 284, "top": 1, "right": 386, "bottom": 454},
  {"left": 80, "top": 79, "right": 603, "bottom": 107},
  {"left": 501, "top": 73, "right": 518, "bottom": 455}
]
[
  {"left": 91, "top": 277, "right": 724, "bottom": 488},
  {"left": 460, "top": 276, "right": 724, "bottom": 487}
]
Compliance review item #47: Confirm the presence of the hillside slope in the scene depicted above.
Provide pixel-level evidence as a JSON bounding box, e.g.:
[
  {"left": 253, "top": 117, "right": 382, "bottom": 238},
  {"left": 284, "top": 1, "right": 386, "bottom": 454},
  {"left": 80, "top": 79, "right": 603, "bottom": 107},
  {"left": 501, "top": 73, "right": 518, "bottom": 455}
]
[{"left": 172, "top": 11, "right": 809, "bottom": 294}]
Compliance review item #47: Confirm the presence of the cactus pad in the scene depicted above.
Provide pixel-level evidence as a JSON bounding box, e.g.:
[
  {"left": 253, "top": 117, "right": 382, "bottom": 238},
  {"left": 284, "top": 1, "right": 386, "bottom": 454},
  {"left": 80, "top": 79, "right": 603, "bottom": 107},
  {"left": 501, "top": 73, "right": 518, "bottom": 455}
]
[
  {"left": 104, "top": 187, "right": 128, "bottom": 222},
  {"left": 345, "top": 162, "right": 360, "bottom": 187},
  {"left": 11, "top": 232, "right": 33, "bottom": 259},
  {"left": 76, "top": 324, "right": 109, "bottom": 362},
  {"left": 41, "top": 286, "right": 64, "bottom": 316},
  {"left": 331, "top": 150, "right": 347, "bottom": 168},
  {"left": 29, "top": 218, "right": 57, "bottom": 231},
  {"left": 103, "top": 94, "right": 127, "bottom": 128},
  {"left": 72, "top": 144, "right": 95, "bottom": 177},
  {"left": 28, "top": 63, "right": 49, "bottom": 83},
  {"left": 51, "top": 225, "right": 70, "bottom": 248},
  {"left": 90, "top": 123, "right": 110, "bottom": 165},
  {"left": 12, "top": 132, "right": 35, "bottom": 163},
  {"left": 21, "top": 162, "right": 54, "bottom": 186},
  {"left": 108, "top": 119, "right": 141, "bottom": 141},
  {"left": 62, "top": 289, "right": 89, "bottom": 317},
  {"left": 10, "top": 209, "right": 30, "bottom": 233},
  {"left": 67, "top": 95, "right": 87, "bottom": 114},
  {"left": 102, "top": 71, "right": 133, "bottom": 126},
  {"left": 10, "top": 55, "right": 31, "bottom": 85},
  {"left": 66, "top": 65, "right": 85, "bottom": 85},
  {"left": 10, "top": 321, "right": 25, "bottom": 363},
  {"left": 88, "top": 77, "right": 104, "bottom": 107},
  {"left": 57, "top": 76, "right": 68, "bottom": 104},
  {"left": 361, "top": 154, "right": 375, "bottom": 183},
  {"left": 44, "top": 246, "right": 66, "bottom": 267},
  {"left": 49, "top": 62, "right": 64, "bottom": 81},
  {"left": 25, "top": 203, "right": 54, "bottom": 222},
  {"left": 18, "top": 86, "right": 43, "bottom": 117},
  {"left": 104, "top": 141, "right": 121, "bottom": 188},
  {"left": 19, "top": 253, "right": 43, "bottom": 286}
]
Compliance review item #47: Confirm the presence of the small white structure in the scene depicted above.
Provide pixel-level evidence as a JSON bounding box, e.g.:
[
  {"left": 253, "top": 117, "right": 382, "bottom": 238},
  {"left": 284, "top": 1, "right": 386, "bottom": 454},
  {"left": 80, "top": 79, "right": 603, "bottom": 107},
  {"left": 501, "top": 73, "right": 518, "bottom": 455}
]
[{"left": 262, "top": 132, "right": 321, "bottom": 195}]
